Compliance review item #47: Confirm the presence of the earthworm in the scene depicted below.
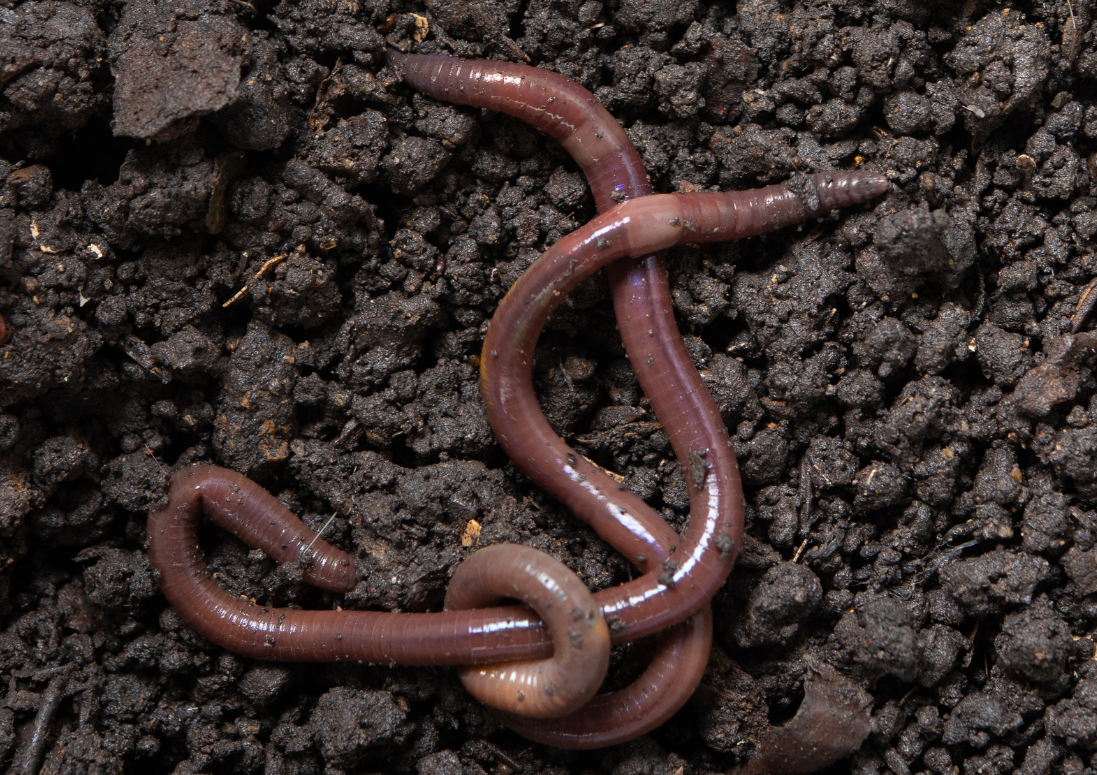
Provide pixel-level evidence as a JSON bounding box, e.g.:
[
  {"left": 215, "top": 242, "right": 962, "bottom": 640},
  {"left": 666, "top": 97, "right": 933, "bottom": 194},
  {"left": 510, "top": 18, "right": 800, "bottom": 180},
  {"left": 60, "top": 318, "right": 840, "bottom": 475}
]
[
  {"left": 444, "top": 543, "right": 610, "bottom": 717},
  {"left": 149, "top": 53, "right": 886, "bottom": 747},
  {"left": 150, "top": 461, "right": 703, "bottom": 738},
  {"left": 480, "top": 174, "right": 889, "bottom": 632},
  {"left": 473, "top": 173, "right": 884, "bottom": 747},
  {"left": 494, "top": 606, "right": 712, "bottom": 748},
  {"left": 149, "top": 465, "right": 614, "bottom": 717},
  {"left": 385, "top": 51, "right": 649, "bottom": 214},
  {"left": 385, "top": 50, "right": 692, "bottom": 595}
]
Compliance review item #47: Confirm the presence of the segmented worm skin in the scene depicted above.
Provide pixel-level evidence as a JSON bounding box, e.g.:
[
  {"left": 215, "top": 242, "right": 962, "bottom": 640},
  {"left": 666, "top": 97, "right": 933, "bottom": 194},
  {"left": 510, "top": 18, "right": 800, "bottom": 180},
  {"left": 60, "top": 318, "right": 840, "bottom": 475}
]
[
  {"left": 386, "top": 51, "right": 679, "bottom": 560},
  {"left": 149, "top": 463, "right": 706, "bottom": 743},
  {"left": 480, "top": 176, "right": 890, "bottom": 627},
  {"left": 148, "top": 466, "right": 554, "bottom": 664},
  {"left": 444, "top": 543, "right": 610, "bottom": 717},
  {"left": 475, "top": 175, "right": 887, "bottom": 747},
  {"left": 390, "top": 50, "right": 885, "bottom": 745},
  {"left": 148, "top": 184, "right": 885, "bottom": 737},
  {"left": 149, "top": 465, "right": 611, "bottom": 717},
  {"left": 389, "top": 51, "right": 758, "bottom": 634},
  {"left": 387, "top": 49, "right": 717, "bottom": 746},
  {"left": 147, "top": 55, "right": 888, "bottom": 748},
  {"left": 495, "top": 604, "right": 712, "bottom": 748}
]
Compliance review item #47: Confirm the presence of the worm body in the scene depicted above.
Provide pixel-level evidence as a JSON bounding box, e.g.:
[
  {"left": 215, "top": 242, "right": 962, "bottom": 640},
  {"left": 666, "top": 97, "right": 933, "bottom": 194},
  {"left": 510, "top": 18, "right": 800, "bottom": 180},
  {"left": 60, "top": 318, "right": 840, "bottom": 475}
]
[
  {"left": 386, "top": 51, "right": 649, "bottom": 213},
  {"left": 482, "top": 175, "right": 889, "bottom": 633},
  {"left": 149, "top": 462, "right": 712, "bottom": 746},
  {"left": 495, "top": 603, "right": 713, "bottom": 749},
  {"left": 391, "top": 52, "right": 879, "bottom": 621},
  {"left": 388, "top": 51, "right": 676, "bottom": 566}
]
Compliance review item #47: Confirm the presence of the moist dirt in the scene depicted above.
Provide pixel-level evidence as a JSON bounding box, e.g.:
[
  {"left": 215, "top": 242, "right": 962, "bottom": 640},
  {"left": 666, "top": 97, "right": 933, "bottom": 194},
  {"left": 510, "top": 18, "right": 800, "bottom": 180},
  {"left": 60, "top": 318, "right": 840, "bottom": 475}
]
[{"left": 2, "top": 0, "right": 1097, "bottom": 773}]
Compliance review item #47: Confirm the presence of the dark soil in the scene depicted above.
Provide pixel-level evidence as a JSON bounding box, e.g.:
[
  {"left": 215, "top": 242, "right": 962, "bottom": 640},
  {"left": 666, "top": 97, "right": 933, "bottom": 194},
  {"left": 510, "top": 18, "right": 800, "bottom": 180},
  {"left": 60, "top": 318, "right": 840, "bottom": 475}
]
[{"left": 2, "top": 0, "right": 1097, "bottom": 773}]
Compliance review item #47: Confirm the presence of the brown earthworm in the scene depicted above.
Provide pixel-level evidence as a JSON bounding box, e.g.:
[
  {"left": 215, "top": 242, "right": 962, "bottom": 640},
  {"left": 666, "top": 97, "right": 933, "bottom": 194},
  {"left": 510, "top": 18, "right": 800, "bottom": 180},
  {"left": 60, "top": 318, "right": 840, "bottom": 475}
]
[
  {"left": 390, "top": 52, "right": 886, "bottom": 635},
  {"left": 445, "top": 543, "right": 610, "bottom": 717},
  {"left": 479, "top": 175, "right": 889, "bottom": 637},
  {"left": 470, "top": 176, "right": 885, "bottom": 747},
  {"left": 148, "top": 52, "right": 887, "bottom": 748}
]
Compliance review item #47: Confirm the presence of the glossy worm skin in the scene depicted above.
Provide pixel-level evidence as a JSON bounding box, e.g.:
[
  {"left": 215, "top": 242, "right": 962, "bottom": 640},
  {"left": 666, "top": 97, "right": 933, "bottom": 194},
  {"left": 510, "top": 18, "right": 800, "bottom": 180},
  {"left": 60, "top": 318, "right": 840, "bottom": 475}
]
[
  {"left": 147, "top": 172, "right": 884, "bottom": 735},
  {"left": 386, "top": 52, "right": 678, "bottom": 563},
  {"left": 390, "top": 51, "right": 885, "bottom": 745},
  {"left": 474, "top": 178, "right": 884, "bottom": 747},
  {"left": 388, "top": 50, "right": 716, "bottom": 746},
  {"left": 392, "top": 50, "right": 886, "bottom": 638},
  {"left": 148, "top": 465, "right": 539, "bottom": 665},
  {"left": 445, "top": 543, "right": 610, "bottom": 717},
  {"left": 149, "top": 464, "right": 707, "bottom": 746},
  {"left": 385, "top": 51, "right": 649, "bottom": 214},
  {"left": 148, "top": 465, "right": 609, "bottom": 717},
  {"left": 148, "top": 53, "right": 889, "bottom": 747},
  {"left": 481, "top": 175, "right": 890, "bottom": 633}
]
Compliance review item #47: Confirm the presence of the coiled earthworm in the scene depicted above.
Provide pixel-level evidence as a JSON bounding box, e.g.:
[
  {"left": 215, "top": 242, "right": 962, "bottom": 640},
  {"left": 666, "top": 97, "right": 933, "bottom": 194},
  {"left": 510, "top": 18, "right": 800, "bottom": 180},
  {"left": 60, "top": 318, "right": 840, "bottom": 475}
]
[
  {"left": 480, "top": 174, "right": 889, "bottom": 634},
  {"left": 148, "top": 51, "right": 887, "bottom": 747},
  {"left": 390, "top": 53, "right": 886, "bottom": 635},
  {"left": 473, "top": 175, "right": 885, "bottom": 747},
  {"left": 387, "top": 48, "right": 716, "bottom": 745},
  {"left": 445, "top": 543, "right": 609, "bottom": 717}
]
